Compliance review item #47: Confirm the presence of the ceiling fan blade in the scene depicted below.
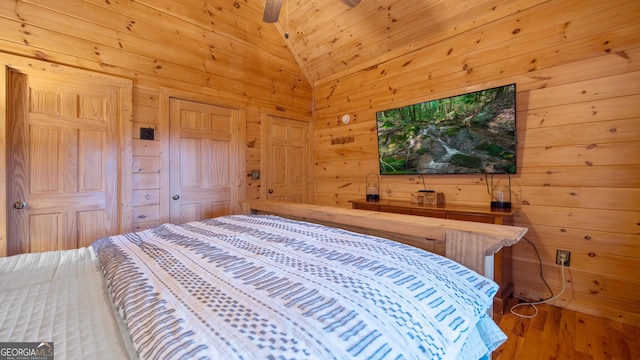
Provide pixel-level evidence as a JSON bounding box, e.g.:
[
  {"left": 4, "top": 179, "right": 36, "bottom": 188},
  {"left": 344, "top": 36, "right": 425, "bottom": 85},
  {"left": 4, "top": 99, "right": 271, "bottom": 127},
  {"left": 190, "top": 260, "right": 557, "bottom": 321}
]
[
  {"left": 341, "top": 0, "right": 361, "bottom": 8},
  {"left": 263, "top": 0, "right": 283, "bottom": 23}
]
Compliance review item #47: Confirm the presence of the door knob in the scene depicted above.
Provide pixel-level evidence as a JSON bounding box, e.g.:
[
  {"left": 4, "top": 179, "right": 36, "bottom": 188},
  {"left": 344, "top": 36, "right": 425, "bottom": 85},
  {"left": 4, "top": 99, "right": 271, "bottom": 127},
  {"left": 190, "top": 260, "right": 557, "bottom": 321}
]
[
  {"left": 172, "top": 195, "right": 180, "bottom": 200},
  {"left": 13, "top": 201, "right": 26, "bottom": 209},
  {"left": 268, "top": 189, "right": 274, "bottom": 194}
]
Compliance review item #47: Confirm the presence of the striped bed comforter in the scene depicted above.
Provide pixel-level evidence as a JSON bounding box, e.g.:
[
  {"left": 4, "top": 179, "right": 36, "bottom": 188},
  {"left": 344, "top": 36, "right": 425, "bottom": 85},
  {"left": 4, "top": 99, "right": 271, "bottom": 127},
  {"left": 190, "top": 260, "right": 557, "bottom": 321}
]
[{"left": 91, "top": 215, "right": 506, "bottom": 360}]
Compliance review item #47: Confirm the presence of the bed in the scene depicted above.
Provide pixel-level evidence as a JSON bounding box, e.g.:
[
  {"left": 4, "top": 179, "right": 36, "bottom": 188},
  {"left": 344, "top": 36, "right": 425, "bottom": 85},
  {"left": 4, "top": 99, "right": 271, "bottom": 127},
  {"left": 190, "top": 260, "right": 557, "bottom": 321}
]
[{"left": 0, "top": 200, "right": 527, "bottom": 360}]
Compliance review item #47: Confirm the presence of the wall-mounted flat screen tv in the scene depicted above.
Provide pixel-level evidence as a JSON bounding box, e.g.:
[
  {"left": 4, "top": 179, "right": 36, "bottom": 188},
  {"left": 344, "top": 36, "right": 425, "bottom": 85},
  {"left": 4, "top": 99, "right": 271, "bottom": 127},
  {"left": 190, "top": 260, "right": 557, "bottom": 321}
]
[{"left": 376, "top": 83, "right": 517, "bottom": 175}]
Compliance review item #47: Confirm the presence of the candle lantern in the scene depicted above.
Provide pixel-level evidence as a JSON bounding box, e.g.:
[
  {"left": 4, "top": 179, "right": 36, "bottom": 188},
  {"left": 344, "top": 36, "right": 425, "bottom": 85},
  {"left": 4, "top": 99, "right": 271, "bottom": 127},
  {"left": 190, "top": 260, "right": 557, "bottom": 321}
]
[
  {"left": 489, "top": 172, "right": 512, "bottom": 209},
  {"left": 365, "top": 172, "right": 380, "bottom": 202}
]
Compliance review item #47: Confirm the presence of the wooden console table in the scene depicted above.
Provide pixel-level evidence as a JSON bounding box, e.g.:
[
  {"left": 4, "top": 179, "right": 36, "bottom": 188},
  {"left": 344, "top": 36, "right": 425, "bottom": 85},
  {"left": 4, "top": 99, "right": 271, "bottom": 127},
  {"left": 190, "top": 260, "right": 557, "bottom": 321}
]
[{"left": 350, "top": 198, "right": 517, "bottom": 315}]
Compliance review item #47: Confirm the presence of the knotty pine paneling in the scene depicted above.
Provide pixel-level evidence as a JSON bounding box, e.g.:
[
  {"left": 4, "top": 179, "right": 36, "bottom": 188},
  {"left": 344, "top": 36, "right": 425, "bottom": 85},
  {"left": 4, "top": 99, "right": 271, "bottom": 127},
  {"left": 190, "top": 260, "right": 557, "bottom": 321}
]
[
  {"left": 516, "top": 165, "right": 640, "bottom": 188},
  {"left": 132, "top": 106, "right": 160, "bottom": 126},
  {"left": 312, "top": 0, "right": 640, "bottom": 325},
  {"left": 132, "top": 205, "right": 160, "bottom": 224},
  {"left": 302, "top": 0, "right": 551, "bottom": 85},
  {"left": 133, "top": 88, "right": 160, "bottom": 108},
  {"left": 314, "top": 6, "right": 640, "bottom": 115},
  {"left": 131, "top": 92, "right": 161, "bottom": 227},
  {"left": 133, "top": 221, "right": 161, "bottom": 232},
  {"left": 0, "top": 0, "right": 311, "bottom": 231},
  {"left": 132, "top": 139, "right": 160, "bottom": 157},
  {"left": 522, "top": 94, "right": 640, "bottom": 128},
  {"left": 521, "top": 224, "right": 640, "bottom": 258},
  {"left": 245, "top": 107, "right": 263, "bottom": 200},
  {"left": 514, "top": 245, "right": 640, "bottom": 286},
  {"left": 132, "top": 172, "right": 161, "bottom": 223},
  {"left": 132, "top": 173, "right": 160, "bottom": 190},
  {"left": 132, "top": 189, "right": 160, "bottom": 207},
  {"left": 133, "top": 156, "right": 160, "bottom": 173},
  {"left": 0, "top": 0, "right": 309, "bottom": 103},
  {"left": 512, "top": 263, "right": 640, "bottom": 308}
]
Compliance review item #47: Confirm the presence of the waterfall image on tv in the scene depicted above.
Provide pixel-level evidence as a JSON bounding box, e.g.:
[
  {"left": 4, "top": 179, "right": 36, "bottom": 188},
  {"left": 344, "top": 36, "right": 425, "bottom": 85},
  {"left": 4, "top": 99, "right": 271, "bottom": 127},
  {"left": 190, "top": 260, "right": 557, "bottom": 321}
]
[{"left": 376, "top": 83, "right": 517, "bottom": 175}]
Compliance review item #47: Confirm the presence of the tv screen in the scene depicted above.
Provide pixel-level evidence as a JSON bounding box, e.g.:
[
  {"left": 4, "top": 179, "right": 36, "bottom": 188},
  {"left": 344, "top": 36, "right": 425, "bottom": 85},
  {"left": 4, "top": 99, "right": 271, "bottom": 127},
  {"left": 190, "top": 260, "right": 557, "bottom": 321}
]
[{"left": 375, "top": 83, "right": 517, "bottom": 175}]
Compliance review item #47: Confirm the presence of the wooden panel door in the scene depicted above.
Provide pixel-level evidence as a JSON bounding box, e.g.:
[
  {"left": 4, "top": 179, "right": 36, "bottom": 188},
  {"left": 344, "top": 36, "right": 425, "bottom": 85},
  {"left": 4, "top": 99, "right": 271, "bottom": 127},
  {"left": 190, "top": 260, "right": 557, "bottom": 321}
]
[
  {"left": 169, "top": 98, "right": 239, "bottom": 223},
  {"left": 265, "top": 116, "right": 309, "bottom": 203},
  {"left": 7, "top": 69, "right": 125, "bottom": 255}
]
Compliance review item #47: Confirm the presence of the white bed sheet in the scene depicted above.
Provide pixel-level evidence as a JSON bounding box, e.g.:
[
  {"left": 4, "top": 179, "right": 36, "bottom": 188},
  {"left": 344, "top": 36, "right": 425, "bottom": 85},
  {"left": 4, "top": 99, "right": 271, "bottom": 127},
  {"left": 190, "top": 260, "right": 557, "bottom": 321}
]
[{"left": 0, "top": 248, "right": 137, "bottom": 360}]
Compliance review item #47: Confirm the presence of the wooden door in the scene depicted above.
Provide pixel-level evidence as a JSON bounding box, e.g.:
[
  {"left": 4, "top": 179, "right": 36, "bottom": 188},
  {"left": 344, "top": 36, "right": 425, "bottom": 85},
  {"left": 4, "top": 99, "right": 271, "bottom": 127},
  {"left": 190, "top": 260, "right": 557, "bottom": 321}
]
[
  {"left": 6, "top": 69, "right": 125, "bottom": 255},
  {"left": 265, "top": 116, "right": 309, "bottom": 203},
  {"left": 169, "top": 98, "right": 239, "bottom": 224}
]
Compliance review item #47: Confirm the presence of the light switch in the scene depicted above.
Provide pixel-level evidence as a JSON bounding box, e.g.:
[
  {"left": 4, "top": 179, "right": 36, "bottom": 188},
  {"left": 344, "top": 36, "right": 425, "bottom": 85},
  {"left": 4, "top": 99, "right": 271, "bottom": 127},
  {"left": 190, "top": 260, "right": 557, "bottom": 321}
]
[{"left": 140, "top": 127, "right": 155, "bottom": 140}]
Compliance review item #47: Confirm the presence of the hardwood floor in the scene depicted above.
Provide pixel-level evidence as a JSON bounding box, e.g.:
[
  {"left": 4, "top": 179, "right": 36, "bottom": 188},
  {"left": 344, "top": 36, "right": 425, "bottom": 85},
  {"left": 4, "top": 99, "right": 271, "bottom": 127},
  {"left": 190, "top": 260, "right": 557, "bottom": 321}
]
[{"left": 492, "top": 300, "right": 640, "bottom": 360}]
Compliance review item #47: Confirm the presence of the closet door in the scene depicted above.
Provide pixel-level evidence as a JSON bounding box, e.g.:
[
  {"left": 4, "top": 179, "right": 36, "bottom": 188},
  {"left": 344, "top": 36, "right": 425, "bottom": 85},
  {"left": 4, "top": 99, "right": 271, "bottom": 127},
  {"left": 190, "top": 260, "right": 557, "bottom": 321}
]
[
  {"left": 6, "top": 67, "right": 130, "bottom": 255},
  {"left": 169, "top": 98, "right": 239, "bottom": 224},
  {"left": 264, "top": 115, "right": 310, "bottom": 203}
]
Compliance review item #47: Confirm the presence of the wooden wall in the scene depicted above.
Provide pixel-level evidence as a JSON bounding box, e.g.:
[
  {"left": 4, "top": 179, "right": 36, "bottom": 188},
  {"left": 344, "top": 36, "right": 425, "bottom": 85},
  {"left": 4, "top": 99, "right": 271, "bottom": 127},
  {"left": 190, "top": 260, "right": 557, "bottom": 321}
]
[
  {"left": 312, "top": 0, "right": 640, "bottom": 325},
  {"left": 0, "top": 0, "right": 312, "bottom": 234}
]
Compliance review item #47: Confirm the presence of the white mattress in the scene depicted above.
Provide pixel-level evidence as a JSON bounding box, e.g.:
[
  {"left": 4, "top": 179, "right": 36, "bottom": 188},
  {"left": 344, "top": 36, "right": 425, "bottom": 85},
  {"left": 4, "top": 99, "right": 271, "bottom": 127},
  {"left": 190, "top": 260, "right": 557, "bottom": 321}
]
[{"left": 0, "top": 248, "right": 137, "bottom": 360}]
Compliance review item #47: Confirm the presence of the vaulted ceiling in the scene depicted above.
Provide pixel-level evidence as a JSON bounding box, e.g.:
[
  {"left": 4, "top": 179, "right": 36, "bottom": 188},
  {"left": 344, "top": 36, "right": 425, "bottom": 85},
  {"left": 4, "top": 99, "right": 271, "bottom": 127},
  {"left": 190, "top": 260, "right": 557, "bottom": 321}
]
[{"left": 262, "top": 0, "right": 523, "bottom": 87}]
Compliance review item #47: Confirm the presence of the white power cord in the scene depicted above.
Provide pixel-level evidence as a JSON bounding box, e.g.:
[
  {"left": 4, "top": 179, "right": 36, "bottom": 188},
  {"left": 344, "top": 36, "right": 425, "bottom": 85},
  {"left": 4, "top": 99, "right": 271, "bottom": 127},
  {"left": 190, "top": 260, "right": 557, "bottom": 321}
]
[{"left": 509, "top": 261, "right": 566, "bottom": 319}]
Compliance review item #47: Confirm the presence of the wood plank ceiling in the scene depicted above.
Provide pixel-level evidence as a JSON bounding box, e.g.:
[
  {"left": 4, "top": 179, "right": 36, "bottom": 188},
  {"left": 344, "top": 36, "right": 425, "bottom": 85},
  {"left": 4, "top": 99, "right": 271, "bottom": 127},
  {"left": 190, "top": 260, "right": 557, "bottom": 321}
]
[{"left": 267, "top": 0, "right": 526, "bottom": 87}]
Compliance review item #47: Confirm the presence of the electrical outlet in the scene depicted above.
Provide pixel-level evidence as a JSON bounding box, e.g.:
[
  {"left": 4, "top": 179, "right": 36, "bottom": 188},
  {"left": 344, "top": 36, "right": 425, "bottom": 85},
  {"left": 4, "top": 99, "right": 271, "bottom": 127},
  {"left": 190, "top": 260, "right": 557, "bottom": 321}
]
[{"left": 556, "top": 250, "right": 571, "bottom": 266}]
